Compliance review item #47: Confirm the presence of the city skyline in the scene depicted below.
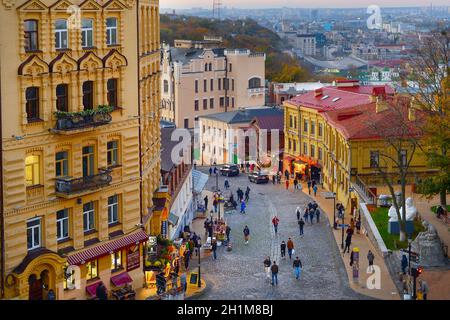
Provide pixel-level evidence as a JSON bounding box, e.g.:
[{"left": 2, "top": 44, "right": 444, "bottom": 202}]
[{"left": 162, "top": 0, "right": 450, "bottom": 9}]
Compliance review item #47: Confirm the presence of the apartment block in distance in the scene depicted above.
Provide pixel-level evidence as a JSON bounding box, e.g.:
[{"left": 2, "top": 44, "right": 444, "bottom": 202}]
[
  {"left": 161, "top": 37, "right": 266, "bottom": 129},
  {"left": 0, "top": 0, "right": 161, "bottom": 300}
]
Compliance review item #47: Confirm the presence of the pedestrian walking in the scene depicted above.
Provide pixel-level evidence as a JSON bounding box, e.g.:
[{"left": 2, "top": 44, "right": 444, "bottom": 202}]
[
  {"left": 213, "top": 198, "right": 218, "bottom": 213},
  {"left": 309, "top": 208, "right": 314, "bottom": 224},
  {"left": 96, "top": 282, "right": 108, "bottom": 300},
  {"left": 277, "top": 172, "right": 281, "bottom": 184},
  {"left": 271, "top": 261, "right": 279, "bottom": 286},
  {"left": 287, "top": 238, "right": 294, "bottom": 260},
  {"left": 367, "top": 250, "right": 375, "bottom": 273},
  {"left": 272, "top": 215, "right": 280, "bottom": 235},
  {"left": 285, "top": 179, "right": 289, "bottom": 190},
  {"left": 401, "top": 254, "right": 408, "bottom": 274},
  {"left": 293, "top": 257, "right": 303, "bottom": 280},
  {"left": 343, "top": 233, "right": 352, "bottom": 254},
  {"left": 224, "top": 179, "right": 230, "bottom": 190},
  {"left": 245, "top": 188, "right": 250, "bottom": 202},
  {"left": 243, "top": 225, "right": 250, "bottom": 244},
  {"left": 284, "top": 169, "right": 289, "bottom": 181},
  {"left": 313, "top": 184, "right": 318, "bottom": 196},
  {"left": 296, "top": 207, "right": 301, "bottom": 221},
  {"left": 240, "top": 200, "right": 246, "bottom": 214},
  {"left": 356, "top": 218, "right": 361, "bottom": 234},
  {"left": 293, "top": 179, "right": 298, "bottom": 190},
  {"left": 298, "top": 218, "right": 305, "bottom": 236},
  {"left": 156, "top": 271, "right": 166, "bottom": 295},
  {"left": 226, "top": 225, "right": 231, "bottom": 242},
  {"left": 246, "top": 162, "right": 250, "bottom": 173},
  {"left": 209, "top": 167, "right": 213, "bottom": 176},
  {"left": 204, "top": 195, "right": 209, "bottom": 211},
  {"left": 418, "top": 279, "right": 429, "bottom": 300},
  {"left": 315, "top": 207, "right": 321, "bottom": 223},
  {"left": 272, "top": 175, "right": 276, "bottom": 184},
  {"left": 212, "top": 238, "right": 218, "bottom": 260},
  {"left": 264, "top": 256, "right": 271, "bottom": 280},
  {"left": 184, "top": 249, "right": 191, "bottom": 270},
  {"left": 180, "top": 272, "right": 187, "bottom": 293},
  {"left": 307, "top": 180, "right": 312, "bottom": 195},
  {"left": 213, "top": 166, "right": 218, "bottom": 175},
  {"left": 280, "top": 241, "right": 286, "bottom": 259}
]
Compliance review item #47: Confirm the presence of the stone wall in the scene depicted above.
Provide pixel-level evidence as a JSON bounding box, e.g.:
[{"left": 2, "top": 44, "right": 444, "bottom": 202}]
[{"left": 360, "top": 202, "right": 390, "bottom": 257}]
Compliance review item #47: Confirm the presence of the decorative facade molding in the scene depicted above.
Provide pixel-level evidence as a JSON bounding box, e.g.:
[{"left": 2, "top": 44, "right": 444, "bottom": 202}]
[
  {"left": 103, "top": 0, "right": 127, "bottom": 11},
  {"left": 18, "top": 54, "right": 49, "bottom": 76},
  {"left": 2, "top": 0, "right": 16, "bottom": 9},
  {"left": 17, "top": 0, "right": 47, "bottom": 11}
]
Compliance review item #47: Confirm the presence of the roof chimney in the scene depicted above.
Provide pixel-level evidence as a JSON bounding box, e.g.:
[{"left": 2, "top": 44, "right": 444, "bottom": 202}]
[{"left": 314, "top": 88, "right": 323, "bottom": 97}]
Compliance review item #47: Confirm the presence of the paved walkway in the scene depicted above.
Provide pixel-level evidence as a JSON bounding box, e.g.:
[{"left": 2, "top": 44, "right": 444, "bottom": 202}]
[{"left": 190, "top": 169, "right": 369, "bottom": 300}]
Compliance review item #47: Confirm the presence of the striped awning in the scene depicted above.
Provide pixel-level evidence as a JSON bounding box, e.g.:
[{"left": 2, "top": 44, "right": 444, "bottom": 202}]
[{"left": 67, "top": 230, "right": 148, "bottom": 265}]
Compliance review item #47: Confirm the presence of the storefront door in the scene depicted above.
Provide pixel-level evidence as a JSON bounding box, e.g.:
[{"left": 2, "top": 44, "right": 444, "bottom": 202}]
[{"left": 28, "top": 274, "right": 43, "bottom": 300}]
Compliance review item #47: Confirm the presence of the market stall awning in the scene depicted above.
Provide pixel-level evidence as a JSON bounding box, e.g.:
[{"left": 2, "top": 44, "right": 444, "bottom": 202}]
[
  {"left": 192, "top": 169, "right": 208, "bottom": 194},
  {"left": 67, "top": 230, "right": 148, "bottom": 265},
  {"left": 86, "top": 281, "right": 103, "bottom": 297},
  {"left": 111, "top": 272, "right": 133, "bottom": 287},
  {"left": 168, "top": 212, "right": 179, "bottom": 226}
]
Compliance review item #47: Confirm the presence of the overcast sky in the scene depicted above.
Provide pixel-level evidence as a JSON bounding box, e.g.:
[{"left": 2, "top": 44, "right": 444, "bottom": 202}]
[{"left": 161, "top": 0, "right": 449, "bottom": 9}]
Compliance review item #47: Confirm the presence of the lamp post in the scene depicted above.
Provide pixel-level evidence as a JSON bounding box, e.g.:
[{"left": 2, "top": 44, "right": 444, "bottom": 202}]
[
  {"left": 341, "top": 208, "right": 345, "bottom": 249},
  {"left": 215, "top": 171, "right": 219, "bottom": 192},
  {"left": 333, "top": 193, "right": 337, "bottom": 229},
  {"left": 407, "top": 238, "right": 412, "bottom": 275},
  {"left": 197, "top": 239, "right": 202, "bottom": 288}
]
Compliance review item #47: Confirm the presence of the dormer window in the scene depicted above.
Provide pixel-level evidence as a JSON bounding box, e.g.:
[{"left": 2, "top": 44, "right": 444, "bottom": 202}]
[{"left": 320, "top": 95, "right": 329, "bottom": 100}]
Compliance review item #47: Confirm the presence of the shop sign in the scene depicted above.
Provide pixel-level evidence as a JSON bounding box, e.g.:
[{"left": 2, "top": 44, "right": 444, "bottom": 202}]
[{"left": 127, "top": 245, "right": 140, "bottom": 271}]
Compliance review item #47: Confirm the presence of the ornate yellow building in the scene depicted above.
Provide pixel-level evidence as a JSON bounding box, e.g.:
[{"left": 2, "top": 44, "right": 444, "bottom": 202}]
[
  {"left": 283, "top": 80, "right": 433, "bottom": 212},
  {"left": 0, "top": 0, "right": 161, "bottom": 300}
]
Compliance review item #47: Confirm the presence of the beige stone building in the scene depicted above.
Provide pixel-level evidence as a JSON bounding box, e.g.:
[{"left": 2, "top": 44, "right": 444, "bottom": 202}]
[
  {"left": 161, "top": 40, "right": 266, "bottom": 129},
  {"left": 0, "top": 0, "right": 161, "bottom": 300}
]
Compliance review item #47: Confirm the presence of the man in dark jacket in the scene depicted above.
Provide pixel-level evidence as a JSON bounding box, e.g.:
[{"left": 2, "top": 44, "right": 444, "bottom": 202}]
[
  {"left": 212, "top": 239, "right": 218, "bottom": 260},
  {"left": 293, "top": 257, "right": 303, "bottom": 280},
  {"left": 204, "top": 195, "right": 208, "bottom": 211},
  {"left": 298, "top": 218, "right": 305, "bottom": 236},
  {"left": 225, "top": 225, "right": 231, "bottom": 242},
  {"left": 343, "top": 233, "right": 352, "bottom": 254},
  {"left": 243, "top": 226, "right": 250, "bottom": 244},
  {"left": 263, "top": 256, "right": 271, "bottom": 279},
  {"left": 271, "top": 261, "right": 279, "bottom": 286},
  {"left": 96, "top": 283, "right": 108, "bottom": 300},
  {"left": 280, "top": 241, "right": 286, "bottom": 259}
]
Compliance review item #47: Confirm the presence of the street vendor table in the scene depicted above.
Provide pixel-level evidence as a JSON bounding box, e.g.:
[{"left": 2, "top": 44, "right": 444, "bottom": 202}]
[{"left": 112, "top": 286, "right": 136, "bottom": 300}]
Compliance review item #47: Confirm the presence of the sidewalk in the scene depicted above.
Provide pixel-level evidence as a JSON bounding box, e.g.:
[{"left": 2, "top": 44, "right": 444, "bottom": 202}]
[{"left": 297, "top": 182, "right": 400, "bottom": 300}]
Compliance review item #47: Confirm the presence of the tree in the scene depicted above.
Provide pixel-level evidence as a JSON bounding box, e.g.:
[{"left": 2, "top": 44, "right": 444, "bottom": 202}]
[
  {"left": 402, "top": 31, "right": 450, "bottom": 206},
  {"left": 365, "top": 96, "right": 423, "bottom": 241}
]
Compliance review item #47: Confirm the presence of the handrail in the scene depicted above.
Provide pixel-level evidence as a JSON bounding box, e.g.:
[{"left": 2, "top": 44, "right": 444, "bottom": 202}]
[
  {"left": 354, "top": 174, "right": 376, "bottom": 204},
  {"left": 55, "top": 168, "right": 112, "bottom": 195}
]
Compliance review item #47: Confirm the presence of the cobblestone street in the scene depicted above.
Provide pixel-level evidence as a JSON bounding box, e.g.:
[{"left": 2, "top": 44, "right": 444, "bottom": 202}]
[{"left": 191, "top": 169, "right": 369, "bottom": 300}]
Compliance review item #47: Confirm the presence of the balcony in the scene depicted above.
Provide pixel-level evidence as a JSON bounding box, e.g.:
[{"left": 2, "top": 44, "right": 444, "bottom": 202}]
[
  {"left": 51, "top": 106, "right": 113, "bottom": 135},
  {"left": 248, "top": 87, "right": 266, "bottom": 97},
  {"left": 55, "top": 169, "right": 112, "bottom": 198}
]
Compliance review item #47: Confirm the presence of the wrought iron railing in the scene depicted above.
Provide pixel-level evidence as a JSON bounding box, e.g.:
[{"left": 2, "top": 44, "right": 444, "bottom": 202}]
[
  {"left": 55, "top": 169, "right": 112, "bottom": 195},
  {"left": 54, "top": 111, "right": 112, "bottom": 131}
]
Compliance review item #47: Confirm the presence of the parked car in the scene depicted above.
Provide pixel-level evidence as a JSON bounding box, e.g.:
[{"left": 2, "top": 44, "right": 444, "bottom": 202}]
[
  {"left": 248, "top": 172, "right": 269, "bottom": 184},
  {"left": 220, "top": 164, "right": 240, "bottom": 177}
]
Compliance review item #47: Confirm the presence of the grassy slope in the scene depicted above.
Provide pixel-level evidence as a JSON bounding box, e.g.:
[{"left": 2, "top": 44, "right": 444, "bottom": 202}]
[
  {"left": 370, "top": 207, "right": 425, "bottom": 250},
  {"left": 160, "top": 15, "right": 311, "bottom": 82}
]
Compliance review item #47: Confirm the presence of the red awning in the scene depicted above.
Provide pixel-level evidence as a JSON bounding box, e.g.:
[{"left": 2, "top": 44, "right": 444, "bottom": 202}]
[
  {"left": 67, "top": 230, "right": 148, "bottom": 265},
  {"left": 111, "top": 272, "right": 133, "bottom": 287},
  {"left": 86, "top": 281, "right": 103, "bottom": 297}
]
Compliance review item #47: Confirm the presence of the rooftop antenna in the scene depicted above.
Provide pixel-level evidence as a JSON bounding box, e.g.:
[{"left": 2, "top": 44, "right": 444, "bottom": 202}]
[{"left": 213, "top": 0, "right": 222, "bottom": 20}]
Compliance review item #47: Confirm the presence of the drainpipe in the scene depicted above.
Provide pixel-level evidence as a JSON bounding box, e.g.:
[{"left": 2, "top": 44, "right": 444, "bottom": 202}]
[
  {"left": 0, "top": 49, "right": 5, "bottom": 298},
  {"left": 224, "top": 55, "right": 228, "bottom": 112},
  {"left": 136, "top": 0, "right": 143, "bottom": 226}
]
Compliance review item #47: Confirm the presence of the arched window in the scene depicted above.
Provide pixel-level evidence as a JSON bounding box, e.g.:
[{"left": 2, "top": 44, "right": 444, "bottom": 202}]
[
  {"left": 248, "top": 77, "right": 261, "bottom": 89},
  {"left": 204, "top": 63, "right": 208, "bottom": 72},
  {"left": 208, "top": 63, "right": 212, "bottom": 71}
]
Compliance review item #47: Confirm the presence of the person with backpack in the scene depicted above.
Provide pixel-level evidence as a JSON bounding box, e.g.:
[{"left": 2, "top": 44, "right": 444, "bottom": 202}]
[
  {"left": 367, "top": 250, "right": 375, "bottom": 273},
  {"left": 271, "top": 261, "right": 279, "bottom": 286},
  {"left": 243, "top": 226, "right": 250, "bottom": 244},
  {"left": 293, "top": 256, "right": 303, "bottom": 280},
  {"left": 313, "top": 184, "right": 318, "bottom": 196}
]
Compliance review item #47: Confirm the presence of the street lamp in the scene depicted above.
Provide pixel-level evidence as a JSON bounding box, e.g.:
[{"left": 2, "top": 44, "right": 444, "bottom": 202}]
[
  {"left": 340, "top": 207, "right": 345, "bottom": 249},
  {"left": 407, "top": 238, "right": 412, "bottom": 275}
]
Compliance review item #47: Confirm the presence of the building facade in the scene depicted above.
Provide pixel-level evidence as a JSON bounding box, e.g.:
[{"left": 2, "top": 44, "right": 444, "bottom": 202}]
[
  {"left": 295, "top": 34, "right": 317, "bottom": 57},
  {"left": 161, "top": 41, "right": 266, "bottom": 129},
  {"left": 283, "top": 80, "right": 432, "bottom": 211},
  {"left": 0, "top": 0, "right": 160, "bottom": 300}
]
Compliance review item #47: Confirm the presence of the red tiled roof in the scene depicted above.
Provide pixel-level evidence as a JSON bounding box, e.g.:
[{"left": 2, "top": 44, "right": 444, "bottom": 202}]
[{"left": 334, "top": 84, "right": 395, "bottom": 95}]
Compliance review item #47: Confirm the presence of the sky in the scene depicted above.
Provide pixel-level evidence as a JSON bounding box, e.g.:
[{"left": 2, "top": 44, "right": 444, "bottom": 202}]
[{"left": 161, "top": 0, "right": 450, "bottom": 9}]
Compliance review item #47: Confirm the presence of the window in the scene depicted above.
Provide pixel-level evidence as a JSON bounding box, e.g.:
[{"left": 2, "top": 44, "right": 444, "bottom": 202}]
[
  {"left": 195, "top": 80, "right": 198, "bottom": 93},
  {"left": 111, "top": 251, "right": 122, "bottom": 271},
  {"left": 204, "top": 63, "right": 208, "bottom": 72},
  {"left": 55, "top": 19, "right": 68, "bottom": 49},
  {"left": 56, "top": 84, "right": 69, "bottom": 112},
  {"left": 318, "top": 147, "right": 323, "bottom": 160},
  {"left": 55, "top": 151, "right": 69, "bottom": 177},
  {"left": 24, "top": 20, "right": 38, "bottom": 51},
  {"left": 400, "top": 150, "right": 407, "bottom": 167},
  {"left": 210, "top": 79, "right": 214, "bottom": 91},
  {"left": 311, "top": 122, "right": 316, "bottom": 135},
  {"left": 26, "top": 87, "right": 40, "bottom": 121},
  {"left": 210, "top": 98, "right": 214, "bottom": 109},
  {"left": 232, "top": 79, "right": 235, "bottom": 91},
  {"left": 106, "top": 18, "right": 118, "bottom": 45},
  {"left": 56, "top": 209, "right": 69, "bottom": 241},
  {"left": 184, "top": 118, "right": 189, "bottom": 128},
  {"left": 83, "top": 202, "right": 95, "bottom": 232},
  {"left": 232, "top": 97, "right": 235, "bottom": 108},
  {"left": 208, "top": 63, "right": 212, "bottom": 71},
  {"left": 203, "top": 99, "right": 207, "bottom": 110},
  {"left": 81, "top": 19, "right": 93, "bottom": 48},
  {"left": 229, "top": 63, "right": 232, "bottom": 72},
  {"left": 203, "top": 79, "right": 207, "bottom": 92},
  {"left": 82, "top": 81, "right": 94, "bottom": 110},
  {"left": 370, "top": 151, "right": 379, "bottom": 168},
  {"left": 294, "top": 117, "right": 297, "bottom": 129},
  {"left": 218, "top": 78, "right": 222, "bottom": 91},
  {"left": 163, "top": 80, "right": 169, "bottom": 93},
  {"left": 224, "top": 78, "right": 229, "bottom": 90},
  {"left": 303, "top": 119, "right": 308, "bottom": 133},
  {"left": 107, "top": 140, "right": 119, "bottom": 167},
  {"left": 108, "top": 195, "right": 119, "bottom": 224},
  {"left": 248, "top": 77, "right": 261, "bottom": 89},
  {"left": 220, "top": 97, "right": 224, "bottom": 107},
  {"left": 319, "top": 123, "right": 323, "bottom": 137},
  {"left": 27, "top": 217, "right": 41, "bottom": 250},
  {"left": 311, "top": 145, "right": 315, "bottom": 158},
  {"left": 225, "top": 97, "right": 229, "bottom": 108},
  {"left": 303, "top": 142, "right": 308, "bottom": 155},
  {"left": 86, "top": 260, "right": 98, "bottom": 280},
  {"left": 25, "top": 155, "right": 40, "bottom": 186},
  {"left": 107, "top": 79, "right": 118, "bottom": 108},
  {"left": 289, "top": 115, "right": 293, "bottom": 128},
  {"left": 288, "top": 139, "right": 291, "bottom": 150},
  {"left": 194, "top": 100, "right": 199, "bottom": 111},
  {"left": 82, "top": 146, "right": 95, "bottom": 177}
]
